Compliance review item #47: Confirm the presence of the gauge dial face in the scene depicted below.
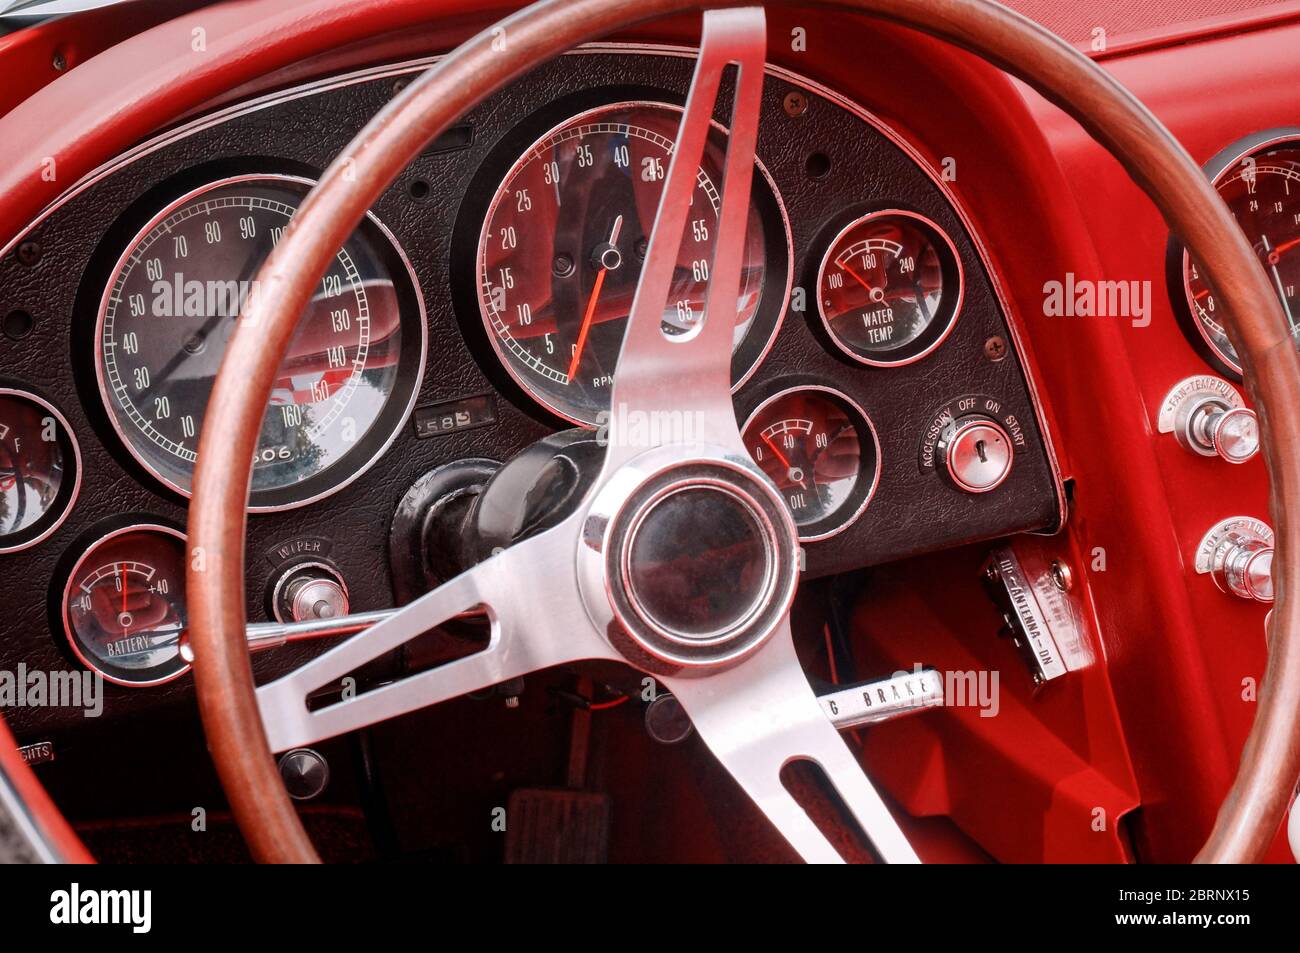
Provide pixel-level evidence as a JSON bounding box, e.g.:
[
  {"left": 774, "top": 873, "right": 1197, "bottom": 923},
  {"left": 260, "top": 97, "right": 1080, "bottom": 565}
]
[
  {"left": 477, "top": 101, "right": 790, "bottom": 426},
  {"left": 1184, "top": 142, "right": 1300, "bottom": 373},
  {"left": 0, "top": 389, "right": 79, "bottom": 553},
  {"left": 62, "top": 525, "right": 189, "bottom": 686},
  {"left": 742, "top": 387, "right": 879, "bottom": 541},
  {"left": 97, "top": 175, "right": 425, "bottom": 510},
  {"left": 816, "top": 210, "right": 962, "bottom": 366}
]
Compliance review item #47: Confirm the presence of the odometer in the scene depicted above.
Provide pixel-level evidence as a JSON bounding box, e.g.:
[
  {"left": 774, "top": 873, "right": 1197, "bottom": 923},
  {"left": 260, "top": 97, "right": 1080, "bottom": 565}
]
[
  {"left": 476, "top": 101, "right": 790, "bottom": 426},
  {"left": 96, "top": 174, "right": 425, "bottom": 510}
]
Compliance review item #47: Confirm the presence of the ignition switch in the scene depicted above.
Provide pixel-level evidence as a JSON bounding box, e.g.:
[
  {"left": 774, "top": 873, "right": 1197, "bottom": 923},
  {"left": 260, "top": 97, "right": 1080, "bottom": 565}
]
[
  {"left": 919, "top": 394, "right": 1025, "bottom": 493},
  {"left": 937, "top": 416, "right": 1014, "bottom": 493}
]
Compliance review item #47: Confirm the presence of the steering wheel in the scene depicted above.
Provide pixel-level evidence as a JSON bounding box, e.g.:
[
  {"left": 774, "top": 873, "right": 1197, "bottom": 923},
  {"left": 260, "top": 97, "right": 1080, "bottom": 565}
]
[{"left": 168, "top": 0, "right": 1300, "bottom": 864}]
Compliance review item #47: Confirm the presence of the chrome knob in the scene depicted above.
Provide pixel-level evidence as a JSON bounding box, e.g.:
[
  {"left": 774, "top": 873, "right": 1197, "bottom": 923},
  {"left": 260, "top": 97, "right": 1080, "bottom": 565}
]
[
  {"left": 277, "top": 748, "right": 329, "bottom": 800},
  {"left": 273, "top": 563, "right": 350, "bottom": 623},
  {"left": 1196, "top": 516, "right": 1275, "bottom": 604},
  {"left": 1160, "top": 377, "right": 1259, "bottom": 464},
  {"left": 1186, "top": 401, "right": 1259, "bottom": 464},
  {"left": 1216, "top": 538, "right": 1274, "bottom": 603},
  {"left": 937, "top": 416, "right": 1013, "bottom": 493}
]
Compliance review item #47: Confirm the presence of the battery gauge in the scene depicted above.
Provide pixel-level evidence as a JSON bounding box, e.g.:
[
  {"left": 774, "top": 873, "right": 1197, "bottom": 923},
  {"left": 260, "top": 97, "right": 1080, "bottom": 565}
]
[{"left": 61, "top": 524, "right": 190, "bottom": 686}]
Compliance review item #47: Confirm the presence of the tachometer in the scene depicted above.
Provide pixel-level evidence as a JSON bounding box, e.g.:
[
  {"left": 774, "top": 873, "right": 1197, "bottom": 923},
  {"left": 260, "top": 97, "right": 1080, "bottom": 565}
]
[
  {"left": 476, "top": 101, "right": 791, "bottom": 426},
  {"left": 96, "top": 174, "right": 425, "bottom": 510},
  {"left": 1178, "top": 130, "right": 1300, "bottom": 376}
]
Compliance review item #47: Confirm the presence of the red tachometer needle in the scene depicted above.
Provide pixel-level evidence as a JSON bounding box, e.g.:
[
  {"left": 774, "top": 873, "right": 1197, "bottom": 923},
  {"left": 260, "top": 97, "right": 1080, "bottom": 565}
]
[{"left": 566, "top": 215, "right": 623, "bottom": 383}]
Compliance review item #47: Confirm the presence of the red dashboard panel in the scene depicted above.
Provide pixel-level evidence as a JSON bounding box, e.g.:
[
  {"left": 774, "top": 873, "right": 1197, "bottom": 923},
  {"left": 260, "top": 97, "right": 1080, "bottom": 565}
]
[{"left": 1010, "top": 18, "right": 1300, "bottom": 862}]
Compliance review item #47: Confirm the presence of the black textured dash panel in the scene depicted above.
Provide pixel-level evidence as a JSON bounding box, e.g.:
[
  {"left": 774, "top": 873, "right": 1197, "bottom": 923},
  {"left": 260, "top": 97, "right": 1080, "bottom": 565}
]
[{"left": 0, "top": 49, "right": 1059, "bottom": 740}]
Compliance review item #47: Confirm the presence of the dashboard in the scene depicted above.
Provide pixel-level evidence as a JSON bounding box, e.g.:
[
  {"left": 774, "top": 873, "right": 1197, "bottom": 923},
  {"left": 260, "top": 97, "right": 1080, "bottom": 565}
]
[
  {"left": 0, "top": 45, "right": 1060, "bottom": 729},
  {"left": 0, "top": 0, "right": 1296, "bottom": 867}
]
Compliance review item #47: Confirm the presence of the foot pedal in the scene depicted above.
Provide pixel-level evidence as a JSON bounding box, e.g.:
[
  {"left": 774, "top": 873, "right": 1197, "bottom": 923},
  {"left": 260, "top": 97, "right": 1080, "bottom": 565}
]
[{"left": 504, "top": 788, "right": 611, "bottom": 864}]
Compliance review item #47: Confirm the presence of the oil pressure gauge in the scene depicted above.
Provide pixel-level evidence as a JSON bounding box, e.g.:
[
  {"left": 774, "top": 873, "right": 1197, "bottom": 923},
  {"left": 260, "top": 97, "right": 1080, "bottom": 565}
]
[
  {"left": 816, "top": 209, "right": 963, "bottom": 366},
  {"left": 61, "top": 523, "right": 190, "bottom": 686},
  {"left": 742, "top": 386, "right": 880, "bottom": 541}
]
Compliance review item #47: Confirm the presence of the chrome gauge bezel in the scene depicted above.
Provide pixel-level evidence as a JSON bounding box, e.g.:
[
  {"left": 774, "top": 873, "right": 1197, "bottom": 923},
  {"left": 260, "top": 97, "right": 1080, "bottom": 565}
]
[
  {"left": 0, "top": 387, "right": 82, "bottom": 554},
  {"left": 814, "top": 208, "right": 964, "bottom": 368},
  {"left": 740, "top": 384, "right": 882, "bottom": 542},
  {"left": 472, "top": 99, "right": 794, "bottom": 427},
  {"left": 1171, "top": 128, "right": 1300, "bottom": 379},
  {"left": 94, "top": 173, "right": 428, "bottom": 512},
  {"left": 59, "top": 522, "right": 191, "bottom": 688}
]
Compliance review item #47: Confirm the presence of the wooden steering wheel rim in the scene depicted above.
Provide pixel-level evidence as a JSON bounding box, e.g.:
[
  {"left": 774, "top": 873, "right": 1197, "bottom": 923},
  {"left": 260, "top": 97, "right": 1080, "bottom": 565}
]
[{"left": 188, "top": 0, "right": 1300, "bottom": 863}]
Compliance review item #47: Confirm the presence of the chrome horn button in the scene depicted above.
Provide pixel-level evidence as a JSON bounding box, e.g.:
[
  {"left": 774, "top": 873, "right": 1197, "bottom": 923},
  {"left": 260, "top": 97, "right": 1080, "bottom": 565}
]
[
  {"left": 623, "top": 483, "right": 771, "bottom": 640},
  {"left": 578, "top": 445, "right": 799, "bottom": 671}
]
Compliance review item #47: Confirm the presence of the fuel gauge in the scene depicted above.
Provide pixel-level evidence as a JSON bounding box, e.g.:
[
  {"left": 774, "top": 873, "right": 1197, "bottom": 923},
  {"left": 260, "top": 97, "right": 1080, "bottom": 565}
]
[
  {"left": 61, "top": 524, "right": 189, "bottom": 686},
  {"left": 742, "top": 386, "right": 880, "bottom": 541},
  {"left": 0, "top": 388, "right": 80, "bottom": 553}
]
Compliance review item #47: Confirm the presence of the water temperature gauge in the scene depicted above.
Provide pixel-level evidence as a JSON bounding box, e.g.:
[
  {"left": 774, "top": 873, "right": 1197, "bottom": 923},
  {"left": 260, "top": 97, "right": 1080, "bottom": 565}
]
[
  {"left": 816, "top": 209, "right": 963, "bottom": 366},
  {"left": 61, "top": 524, "right": 189, "bottom": 686},
  {"left": 741, "top": 386, "right": 880, "bottom": 541}
]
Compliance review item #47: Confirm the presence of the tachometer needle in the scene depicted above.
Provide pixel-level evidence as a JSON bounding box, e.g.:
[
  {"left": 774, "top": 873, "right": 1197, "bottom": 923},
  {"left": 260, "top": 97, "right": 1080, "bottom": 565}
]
[{"left": 566, "top": 215, "right": 623, "bottom": 383}]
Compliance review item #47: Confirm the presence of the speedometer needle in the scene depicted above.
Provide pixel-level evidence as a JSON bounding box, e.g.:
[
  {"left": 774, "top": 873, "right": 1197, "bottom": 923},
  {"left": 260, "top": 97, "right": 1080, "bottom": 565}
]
[{"left": 566, "top": 215, "right": 623, "bottom": 383}]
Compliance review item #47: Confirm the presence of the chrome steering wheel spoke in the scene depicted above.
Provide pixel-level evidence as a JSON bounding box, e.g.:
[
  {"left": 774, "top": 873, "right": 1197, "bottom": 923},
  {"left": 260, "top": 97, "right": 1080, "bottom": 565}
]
[
  {"left": 665, "top": 624, "right": 921, "bottom": 864},
  {"left": 603, "top": 6, "right": 766, "bottom": 467},
  {"left": 255, "top": 520, "right": 611, "bottom": 753}
]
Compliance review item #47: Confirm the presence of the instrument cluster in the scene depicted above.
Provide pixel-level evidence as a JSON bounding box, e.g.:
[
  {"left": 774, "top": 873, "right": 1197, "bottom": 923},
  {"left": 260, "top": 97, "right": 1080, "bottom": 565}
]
[{"left": 0, "top": 48, "right": 1060, "bottom": 708}]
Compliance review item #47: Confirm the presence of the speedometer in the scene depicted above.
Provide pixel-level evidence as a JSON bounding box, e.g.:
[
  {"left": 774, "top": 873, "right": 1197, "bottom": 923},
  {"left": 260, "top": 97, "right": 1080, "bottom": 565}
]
[
  {"left": 1177, "top": 130, "right": 1300, "bottom": 376},
  {"left": 476, "top": 101, "right": 791, "bottom": 426},
  {"left": 96, "top": 175, "right": 425, "bottom": 510}
]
